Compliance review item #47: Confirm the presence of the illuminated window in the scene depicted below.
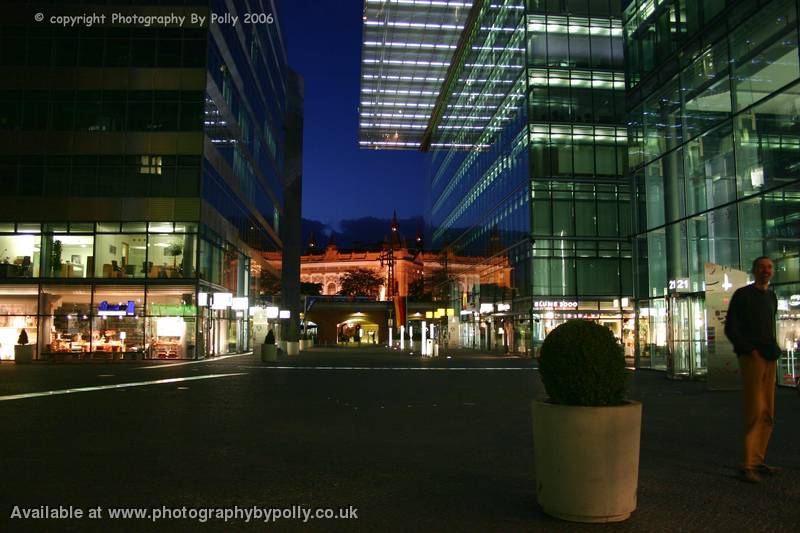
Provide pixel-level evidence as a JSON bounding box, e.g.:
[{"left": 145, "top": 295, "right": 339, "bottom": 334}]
[{"left": 139, "top": 155, "right": 162, "bottom": 175}]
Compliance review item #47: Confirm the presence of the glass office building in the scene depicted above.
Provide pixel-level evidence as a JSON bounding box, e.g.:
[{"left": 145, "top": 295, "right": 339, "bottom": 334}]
[
  {"left": 418, "top": 0, "right": 631, "bottom": 356},
  {"left": 0, "top": 1, "right": 302, "bottom": 361},
  {"left": 625, "top": 0, "right": 800, "bottom": 383}
]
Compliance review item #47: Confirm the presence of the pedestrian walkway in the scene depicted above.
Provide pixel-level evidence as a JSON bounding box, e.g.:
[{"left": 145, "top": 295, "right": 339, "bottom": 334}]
[
  {"left": 0, "top": 349, "right": 797, "bottom": 531},
  {"left": 289, "top": 349, "right": 800, "bottom": 531}
]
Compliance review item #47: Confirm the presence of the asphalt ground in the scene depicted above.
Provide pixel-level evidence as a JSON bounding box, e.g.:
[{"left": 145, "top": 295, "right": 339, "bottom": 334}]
[{"left": 0, "top": 347, "right": 798, "bottom": 532}]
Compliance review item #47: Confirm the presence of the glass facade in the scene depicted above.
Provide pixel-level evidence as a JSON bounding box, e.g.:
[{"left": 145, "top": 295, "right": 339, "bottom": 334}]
[
  {"left": 0, "top": 2, "right": 300, "bottom": 360},
  {"left": 625, "top": 0, "right": 800, "bottom": 384},
  {"left": 359, "top": 0, "right": 473, "bottom": 149},
  {"left": 422, "top": 0, "right": 631, "bottom": 357}
]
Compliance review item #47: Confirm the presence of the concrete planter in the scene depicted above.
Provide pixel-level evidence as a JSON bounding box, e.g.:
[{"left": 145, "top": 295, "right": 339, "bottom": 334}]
[
  {"left": 260, "top": 344, "right": 277, "bottom": 362},
  {"left": 14, "top": 345, "right": 33, "bottom": 363},
  {"left": 286, "top": 341, "right": 299, "bottom": 356},
  {"left": 299, "top": 339, "right": 307, "bottom": 351},
  {"left": 531, "top": 400, "right": 642, "bottom": 523}
]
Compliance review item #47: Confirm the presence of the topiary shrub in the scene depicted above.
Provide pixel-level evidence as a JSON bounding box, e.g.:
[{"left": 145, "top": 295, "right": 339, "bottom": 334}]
[
  {"left": 265, "top": 330, "right": 275, "bottom": 345},
  {"left": 539, "top": 319, "right": 627, "bottom": 406}
]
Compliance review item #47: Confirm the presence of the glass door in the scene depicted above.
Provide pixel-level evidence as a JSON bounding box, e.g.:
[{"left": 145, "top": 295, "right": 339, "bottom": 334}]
[{"left": 667, "top": 294, "right": 707, "bottom": 379}]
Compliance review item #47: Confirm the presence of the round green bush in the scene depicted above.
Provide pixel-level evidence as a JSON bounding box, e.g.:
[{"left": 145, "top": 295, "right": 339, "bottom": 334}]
[{"left": 538, "top": 319, "right": 627, "bottom": 406}]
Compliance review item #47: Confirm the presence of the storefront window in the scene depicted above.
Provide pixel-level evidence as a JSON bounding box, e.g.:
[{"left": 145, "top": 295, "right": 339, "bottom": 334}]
[
  {"left": 92, "top": 286, "right": 144, "bottom": 356},
  {"left": 775, "top": 283, "right": 800, "bottom": 385},
  {"left": 639, "top": 298, "right": 668, "bottom": 370},
  {"left": 39, "top": 285, "right": 92, "bottom": 357},
  {"left": 0, "top": 234, "right": 40, "bottom": 278},
  {"left": 95, "top": 233, "right": 147, "bottom": 278},
  {"left": 0, "top": 285, "right": 38, "bottom": 360},
  {"left": 148, "top": 234, "right": 196, "bottom": 279},
  {"left": 146, "top": 286, "right": 197, "bottom": 359}
]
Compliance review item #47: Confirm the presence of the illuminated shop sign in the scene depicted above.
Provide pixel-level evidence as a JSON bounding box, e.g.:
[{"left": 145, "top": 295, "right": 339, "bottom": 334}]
[
  {"left": 149, "top": 304, "right": 196, "bottom": 316},
  {"left": 789, "top": 294, "right": 800, "bottom": 307},
  {"left": 97, "top": 300, "right": 135, "bottom": 316},
  {"left": 533, "top": 300, "right": 578, "bottom": 310}
]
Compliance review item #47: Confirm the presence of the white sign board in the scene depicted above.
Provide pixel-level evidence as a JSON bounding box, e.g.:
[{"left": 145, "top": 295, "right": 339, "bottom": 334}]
[
  {"left": 704, "top": 263, "right": 749, "bottom": 390},
  {"left": 211, "top": 292, "right": 232, "bottom": 310}
]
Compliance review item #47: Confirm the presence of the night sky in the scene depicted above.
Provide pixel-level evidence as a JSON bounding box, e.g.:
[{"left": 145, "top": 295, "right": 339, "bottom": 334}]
[{"left": 278, "top": 0, "right": 429, "bottom": 228}]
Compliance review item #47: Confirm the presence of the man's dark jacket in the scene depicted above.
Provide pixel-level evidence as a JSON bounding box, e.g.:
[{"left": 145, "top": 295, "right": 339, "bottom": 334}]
[{"left": 724, "top": 284, "right": 781, "bottom": 361}]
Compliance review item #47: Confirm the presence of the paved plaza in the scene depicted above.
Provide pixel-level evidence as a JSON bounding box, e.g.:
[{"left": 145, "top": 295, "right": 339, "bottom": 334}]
[{"left": 0, "top": 348, "right": 798, "bottom": 531}]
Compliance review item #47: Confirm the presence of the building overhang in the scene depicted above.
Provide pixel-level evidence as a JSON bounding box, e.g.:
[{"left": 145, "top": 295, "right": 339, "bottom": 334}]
[
  {"left": 358, "top": 0, "right": 474, "bottom": 150},
  {"left": 358, "top": 0, "right": 526, "bottom": 152}
]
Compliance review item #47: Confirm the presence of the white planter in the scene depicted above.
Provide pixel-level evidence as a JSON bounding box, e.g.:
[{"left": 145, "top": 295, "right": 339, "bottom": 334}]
[
  {"left": 14, "top": 345, "right": 34, "bottom": 363},
  {"left": 299, "top": 340, "right": 307, "bottom": 351},
  {"left": 286, "top": 341, "right": 299, "bottom": 356},
  {"left": 532, "top": 400, "right": 642, "bottom": 523}
]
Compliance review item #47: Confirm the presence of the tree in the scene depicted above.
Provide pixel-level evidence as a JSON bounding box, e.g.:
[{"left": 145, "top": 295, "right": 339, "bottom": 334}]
[
  {"left": 258, "top": 269, "right": 282, "bottom": 300},
  {"left": 423, "top": 267, "right": 454, "bottom": 302},
  {"left": 300, "top": 282, "right": 322, "bottom": 296},
  {"left": 408, "top": 277, "right": 430, "bottom": 301},
  {"left": 338, "top": 268, "right": 383, "bottom": 299}
]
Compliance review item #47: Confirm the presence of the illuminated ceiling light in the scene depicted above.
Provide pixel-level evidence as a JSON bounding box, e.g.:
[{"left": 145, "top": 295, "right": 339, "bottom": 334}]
[
  {"left": 360, "top": 101, "right": 435, "bottom": 108},
  {"left": 365, "top": 0, "right": 471, "bottom": 6},
  {"left": 360, "top": 123, "right": 427, "bottom": 129},
  {"left": 364, "top": 41, "right": 457, "bottom": 50},
  {"left": 365, "top": 21, "right": 462, "bottom": 30},
  {"left": 361, "top": 58, "right": 452, "bottom": 66}
]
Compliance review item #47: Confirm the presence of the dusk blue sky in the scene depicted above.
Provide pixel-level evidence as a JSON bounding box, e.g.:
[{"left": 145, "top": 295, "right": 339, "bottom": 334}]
[{"left": 278, "top": 0, "right": 429, "bottom": 227}]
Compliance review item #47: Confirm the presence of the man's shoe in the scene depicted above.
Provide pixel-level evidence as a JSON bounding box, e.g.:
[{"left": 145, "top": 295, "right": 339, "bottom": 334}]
[
  {"left": 757, "top": 464, "right": 782, "bottom": 476},
  {"left": 738, "top": 468, "right": 761, "bottom": 483}
]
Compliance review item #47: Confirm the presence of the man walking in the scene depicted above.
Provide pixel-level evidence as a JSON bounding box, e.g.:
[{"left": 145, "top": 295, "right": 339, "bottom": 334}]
[{"left": 724, "top": 256, "right": 783, "bottom": 483}]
